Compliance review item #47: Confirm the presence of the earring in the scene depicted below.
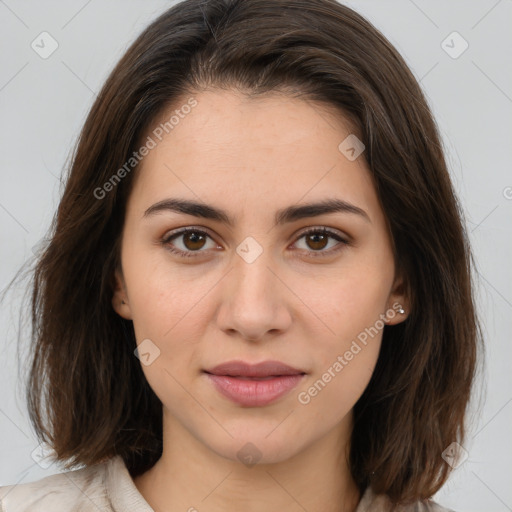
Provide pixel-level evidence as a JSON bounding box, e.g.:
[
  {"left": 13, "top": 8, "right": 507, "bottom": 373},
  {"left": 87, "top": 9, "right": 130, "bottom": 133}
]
[{"left": 398, "top": 306, "right": 405, "bottom": 314}]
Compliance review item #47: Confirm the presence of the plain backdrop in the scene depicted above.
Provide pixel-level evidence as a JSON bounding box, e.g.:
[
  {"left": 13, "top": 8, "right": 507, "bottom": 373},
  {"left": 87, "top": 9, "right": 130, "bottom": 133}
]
[{"left": 0, "top": 1, "right": 511, "bottom": 510}]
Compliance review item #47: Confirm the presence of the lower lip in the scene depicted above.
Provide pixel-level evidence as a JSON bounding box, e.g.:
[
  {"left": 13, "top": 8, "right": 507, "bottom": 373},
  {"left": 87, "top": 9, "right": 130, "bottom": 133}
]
[{"left": 205, "top": 373, "right": 305, "bottom": 407}]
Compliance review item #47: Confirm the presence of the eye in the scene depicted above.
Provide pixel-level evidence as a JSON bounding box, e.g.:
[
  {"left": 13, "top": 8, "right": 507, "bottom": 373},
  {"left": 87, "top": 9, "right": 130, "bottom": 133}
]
[
  {"left": 161, "top": 227, "right": 218, "bottom": 258},
  {"left": 292, "top": 227, "right": 349, "bottom": 257},
  {"left": 161, "top": 226, "right": 350, "bottom": 259}
]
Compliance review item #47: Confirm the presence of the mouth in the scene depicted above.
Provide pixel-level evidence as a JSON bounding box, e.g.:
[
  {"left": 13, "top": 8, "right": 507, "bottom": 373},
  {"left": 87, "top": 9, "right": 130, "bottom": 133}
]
[
  {"left": 203, "top": 360, "right": 307, "bottom": 407},
  {"left": 204, "top": 359, "right": 306, "bottom": 377}
]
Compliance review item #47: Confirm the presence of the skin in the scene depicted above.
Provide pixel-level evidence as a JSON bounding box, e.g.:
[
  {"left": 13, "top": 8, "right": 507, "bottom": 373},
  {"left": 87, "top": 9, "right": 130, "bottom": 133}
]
[{"left": 112, "top": 89, "right": 408, "bottom": 512}]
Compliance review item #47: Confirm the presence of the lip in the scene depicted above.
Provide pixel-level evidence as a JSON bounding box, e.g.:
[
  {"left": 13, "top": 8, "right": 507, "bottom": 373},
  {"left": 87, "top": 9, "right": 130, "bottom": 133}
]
[
  {"left": 203, "top": 360, "right": 306, "bottom": 407},
  {"left": 205, "top": 360, "right": 305, "bottom": 377}
]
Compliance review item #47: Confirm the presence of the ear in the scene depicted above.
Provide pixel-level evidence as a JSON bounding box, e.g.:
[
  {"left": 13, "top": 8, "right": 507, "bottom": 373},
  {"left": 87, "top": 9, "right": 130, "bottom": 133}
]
[
  {"left": 384, "top": 272, "right": 409, "bottom": 325},
  {"left": 111, "top": 267, "right": 133, "bottom": 320}
]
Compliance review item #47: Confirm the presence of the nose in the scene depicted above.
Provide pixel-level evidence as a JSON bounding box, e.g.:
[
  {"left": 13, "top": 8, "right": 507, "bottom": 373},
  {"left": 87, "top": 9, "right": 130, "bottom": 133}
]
[{"left": 215, "top": 249, "right": 292, "bottom": 342}]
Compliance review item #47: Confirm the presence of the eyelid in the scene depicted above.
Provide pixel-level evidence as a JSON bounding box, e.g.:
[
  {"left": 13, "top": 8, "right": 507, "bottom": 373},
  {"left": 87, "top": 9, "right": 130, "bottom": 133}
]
[
  {"left": 162, "top": 225, "right": 218, "bottom": 243},
  {"left": 161, "top": 226, "right": 221, "bottom": 255},
  {"left": 290, "top": 227, "right": 350, "bottom": 258},
  {"left": 295, "top": 226, "right": 350, "bottom": 244}
]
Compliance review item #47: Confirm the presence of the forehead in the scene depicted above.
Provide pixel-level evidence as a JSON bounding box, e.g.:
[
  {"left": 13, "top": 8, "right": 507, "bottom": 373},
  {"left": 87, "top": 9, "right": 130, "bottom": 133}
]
[
  {"left": 128, "top": 89, "right": 379, "bottom": 223},
  {"left": 151, "top": 88, "right": 360, "bottom": 157}
]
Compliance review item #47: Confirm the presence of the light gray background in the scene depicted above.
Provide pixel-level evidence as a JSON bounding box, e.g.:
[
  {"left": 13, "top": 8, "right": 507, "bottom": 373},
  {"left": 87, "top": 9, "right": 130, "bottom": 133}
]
[{"left": 0, "top": 1, "right": 511, "bottom": 510}]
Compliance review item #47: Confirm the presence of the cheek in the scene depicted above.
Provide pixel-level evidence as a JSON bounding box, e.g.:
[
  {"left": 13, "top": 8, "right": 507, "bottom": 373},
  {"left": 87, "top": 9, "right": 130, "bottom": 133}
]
[
  {"left": 125, "top": 243, "right": 212, "bottom": 338},
  {"left": 305, "top": 257, "right": 392, "bottom": 404},
  {"left": 297, "top": 308, "right": 383, "bottom": 419},
  {"left": 127, "top": 265, "right": 210, "bottom": 407},
  {"left": 121, "top": 253, "right": 208, "bottom": 387},
  {"left": 294, "top": 263, "right": 391, "bottom": 361}
]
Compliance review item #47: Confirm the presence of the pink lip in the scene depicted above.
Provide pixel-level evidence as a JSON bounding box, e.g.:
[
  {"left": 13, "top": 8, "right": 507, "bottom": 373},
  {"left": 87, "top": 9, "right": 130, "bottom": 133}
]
[{"left": 204, "top": 360, "right": 306, "bottom": 407}]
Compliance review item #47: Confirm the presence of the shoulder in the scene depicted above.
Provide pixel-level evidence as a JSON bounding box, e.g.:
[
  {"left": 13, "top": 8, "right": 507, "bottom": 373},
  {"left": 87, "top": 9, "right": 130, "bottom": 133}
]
[
  {"left": 0, "top": 457, "right": 113, "bottom": 512},
  {"left": 356, "top": 486, "right": 457, "bottom": 512}
]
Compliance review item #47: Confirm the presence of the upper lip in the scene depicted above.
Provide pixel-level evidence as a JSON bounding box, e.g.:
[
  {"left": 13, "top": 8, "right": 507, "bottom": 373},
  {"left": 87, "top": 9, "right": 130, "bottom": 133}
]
[{"left": 204, "top": 360, "right": 306, "bottom": 377}]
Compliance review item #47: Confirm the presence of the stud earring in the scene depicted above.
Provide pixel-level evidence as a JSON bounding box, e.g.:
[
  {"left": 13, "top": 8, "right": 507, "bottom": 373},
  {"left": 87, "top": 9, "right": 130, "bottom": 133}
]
[{"left": 398, "top": 306, "right": 405, "bottom": 314}]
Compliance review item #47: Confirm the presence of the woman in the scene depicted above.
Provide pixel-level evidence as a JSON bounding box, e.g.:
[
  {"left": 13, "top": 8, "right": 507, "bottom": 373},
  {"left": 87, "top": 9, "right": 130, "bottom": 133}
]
[{"left": 0, "top": 0, "right": 481, "bottom": 510}]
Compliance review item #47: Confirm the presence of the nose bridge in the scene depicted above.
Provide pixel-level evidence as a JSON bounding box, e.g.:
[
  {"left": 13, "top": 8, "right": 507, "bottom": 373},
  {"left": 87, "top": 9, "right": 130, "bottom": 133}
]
[
  {"left": 216, "top": 239, "right": 291, "bottom": 340},
  {"left": 233, "top": 247, "right": 274, "bottom": 302}
]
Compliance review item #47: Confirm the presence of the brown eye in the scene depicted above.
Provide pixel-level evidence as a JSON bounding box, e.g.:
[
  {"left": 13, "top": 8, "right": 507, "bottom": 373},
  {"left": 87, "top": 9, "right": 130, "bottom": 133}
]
[
  {"left": 162, "top": 228, "right": 217, "bottom": 257},
  {"left": 182, "top": 231, "right": 207, "bottom": 250},
  {"left": 294, "top": 228, "right": 349, "bottom": 257},
  {"left": 162, "top": 226, "right": 349, "bottom": 260},
  {"left": 304, "top": 232, "right": 329, "bottom": 251}
]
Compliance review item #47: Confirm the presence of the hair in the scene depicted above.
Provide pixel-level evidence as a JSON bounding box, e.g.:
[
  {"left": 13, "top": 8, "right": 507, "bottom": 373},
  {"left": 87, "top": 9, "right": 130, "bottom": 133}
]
[{"left": 3, "top": 0, "right": 483, "bottom": 505}]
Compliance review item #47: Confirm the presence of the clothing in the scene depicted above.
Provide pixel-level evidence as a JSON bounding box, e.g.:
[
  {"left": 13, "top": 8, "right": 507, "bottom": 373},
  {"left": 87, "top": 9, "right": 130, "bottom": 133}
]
[{"left": 0, "top": 455, "right": 455, "bottom": 511}]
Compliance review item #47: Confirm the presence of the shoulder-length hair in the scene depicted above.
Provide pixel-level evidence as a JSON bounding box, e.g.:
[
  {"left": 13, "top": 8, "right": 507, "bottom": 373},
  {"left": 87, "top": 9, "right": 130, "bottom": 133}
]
[{"left": 12, "top": 0, "right": 482, "bottom": 504}]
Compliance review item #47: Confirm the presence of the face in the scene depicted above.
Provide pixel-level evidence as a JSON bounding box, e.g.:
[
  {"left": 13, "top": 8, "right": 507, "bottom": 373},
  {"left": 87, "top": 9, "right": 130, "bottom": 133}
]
[{"left": 112, "top": 89, "right": 407, "bottom": 465}]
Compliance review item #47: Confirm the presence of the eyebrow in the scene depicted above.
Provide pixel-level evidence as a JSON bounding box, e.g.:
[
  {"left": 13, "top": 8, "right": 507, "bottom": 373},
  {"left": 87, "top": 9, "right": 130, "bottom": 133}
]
[{"left": 142, "top": 197, "right": 371, "bottom": 225}]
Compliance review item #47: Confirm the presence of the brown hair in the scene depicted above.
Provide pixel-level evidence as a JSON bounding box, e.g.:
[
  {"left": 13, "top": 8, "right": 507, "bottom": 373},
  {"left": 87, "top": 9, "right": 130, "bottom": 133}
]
[{"left": 4, "top": 0, "right": 483, "bottom": 505}]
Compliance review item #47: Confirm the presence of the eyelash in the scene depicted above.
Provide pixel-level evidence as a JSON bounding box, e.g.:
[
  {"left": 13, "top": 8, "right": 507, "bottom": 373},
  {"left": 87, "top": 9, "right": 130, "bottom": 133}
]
[{"left": 161, "top": 226, "right": 350, "bottom": 259}]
